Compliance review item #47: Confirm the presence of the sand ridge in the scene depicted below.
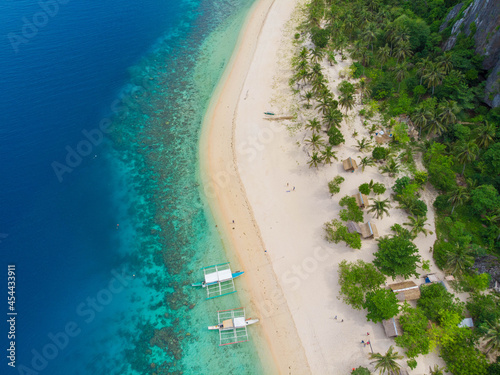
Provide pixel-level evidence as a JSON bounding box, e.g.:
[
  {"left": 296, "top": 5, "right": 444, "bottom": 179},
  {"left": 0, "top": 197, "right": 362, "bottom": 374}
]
[{"left": 199, "top": 0, "right": 310, "bottom": 373}]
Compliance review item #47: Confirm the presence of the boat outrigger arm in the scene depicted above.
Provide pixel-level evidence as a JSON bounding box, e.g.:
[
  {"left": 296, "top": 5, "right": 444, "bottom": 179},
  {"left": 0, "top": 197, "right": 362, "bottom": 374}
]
[{"left": 191, "top": 262, "right": 244, "bottom": 299}]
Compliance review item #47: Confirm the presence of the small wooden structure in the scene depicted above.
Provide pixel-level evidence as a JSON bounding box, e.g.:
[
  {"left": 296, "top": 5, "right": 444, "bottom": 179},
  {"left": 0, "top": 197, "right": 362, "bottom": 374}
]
[
  {"left": 360, "top": 222, "right": 379, "bottom": 239},
  {"left": 424, "top": 273, "right": 439, "bottom": 284},
  {"left": 382, "top": 317, "right": 402, "bottom": 338},
  {"left": 353, "top": 191, "right": 369, "bottom": 208},
  {"left": 343, "top": 157, "right": 358, "bottom": 172},
  {"left": 389, "top": 281, "right": 421, "bottom": 301},
  {"left": 346, "top": 221, "right": 361, "bottom": 234},
  {"left": 375, "top": 132, "right": 392, "bottom": 144}
]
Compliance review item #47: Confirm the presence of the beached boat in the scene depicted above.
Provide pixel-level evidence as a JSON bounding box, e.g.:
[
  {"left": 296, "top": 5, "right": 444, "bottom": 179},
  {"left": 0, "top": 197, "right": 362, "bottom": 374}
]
[
  {"left": 263, "top": 111, "right": 275, "bottom": 116},
  {"left": 191, "top": 262, "right": 243, "bottom": 299},
  {"left": 208, "top": 308, "right": 259, "bottom": 346}
]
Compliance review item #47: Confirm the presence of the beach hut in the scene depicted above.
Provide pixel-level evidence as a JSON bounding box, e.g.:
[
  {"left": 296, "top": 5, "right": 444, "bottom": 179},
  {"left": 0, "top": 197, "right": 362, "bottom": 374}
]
[
  {"left": 343, "top": 157, "right": 358, "bottom": 172},
  {"left": 389, "top": 281, "right": 421, "bottom": 301},
  {"left": 353, "top": 191, "right": 369, "bottom": 208},
  {"left": 359, "top": 222, "right": 379, "bottom": 239},
  {"left": 382, "top": 317, "right": 402, "bottom": 338},
  {"left": 346, "top": 221, "right": 361, "bottom": 234}
]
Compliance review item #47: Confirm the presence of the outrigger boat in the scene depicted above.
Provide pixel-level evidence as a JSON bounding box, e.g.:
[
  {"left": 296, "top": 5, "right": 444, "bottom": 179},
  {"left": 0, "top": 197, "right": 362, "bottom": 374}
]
[
  {"left": 191, "top": 262, "right": 244, "bottom": 299},
  {"left": 263, "top": 111, "right": 275, "bottom": 116},
  {"left": 208, "top": 308, "right": 259, "bottom": 346}
]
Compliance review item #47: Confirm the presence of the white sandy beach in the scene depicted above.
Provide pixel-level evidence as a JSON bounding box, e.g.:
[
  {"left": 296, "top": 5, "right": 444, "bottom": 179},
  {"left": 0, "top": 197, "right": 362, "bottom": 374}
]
[{"left": 201, "top": 0, "right": 449, "bottom": 373}]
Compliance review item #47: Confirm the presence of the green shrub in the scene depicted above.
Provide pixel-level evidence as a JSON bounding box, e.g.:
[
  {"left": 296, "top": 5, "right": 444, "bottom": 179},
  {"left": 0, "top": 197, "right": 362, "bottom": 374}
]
[
  {"left": 359, "top": 183, "right": 371, "bottom": 195},
  {"left": 351, "top": 367, "right": 370, "bottom": 375},
  {"left": 328, "top": 176, "right": 345, "bottom": 196},
  {"left": 372, "top": 182, "right": 386, "bottom": 195},
  {"left": 413, "top": 171, "right": 428, "bottom": 186},
  {"left": 324, "top": 219, "right": 361, "bottom": 249},
  {"left": 310, "top": 27, "right": 329, "bottom": 48},
  {"left": 407, "top": 359, "right": 418, "bottom": 370},
  {"left": 433, "top": 240, "right": 454, "bottom": 269},
  {"left": 433, "top": 194, "right": 450, "bottom": 213},
  {"left": 339, "top": 195, "right": 364, "bottom": 223},
  {"left": 410, "top": 199, "right": 427, "bottom": 217},
  {"left": 327, "top": 126, "right": 345, "bottom": 146},
  {"left": 393, "top": 176, "right": 411, "bottom": 195},
  {"left": 417, "top": 283, "right": 464, "bottom": 323},
  {"left": 372, "top": 146, "right": 387, "bottom": 160}
]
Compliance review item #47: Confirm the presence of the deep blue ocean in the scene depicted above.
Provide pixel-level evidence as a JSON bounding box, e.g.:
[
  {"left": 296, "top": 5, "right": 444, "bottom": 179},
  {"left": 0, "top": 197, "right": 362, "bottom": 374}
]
[{"left": 0, "top": 0, "right": 266, "bottom": 374}]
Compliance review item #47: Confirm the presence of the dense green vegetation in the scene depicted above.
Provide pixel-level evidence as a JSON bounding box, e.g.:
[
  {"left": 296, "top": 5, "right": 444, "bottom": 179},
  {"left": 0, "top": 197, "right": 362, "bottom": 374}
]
[{"left": 297, "top": 0, "right": 500, "bottom": 372}]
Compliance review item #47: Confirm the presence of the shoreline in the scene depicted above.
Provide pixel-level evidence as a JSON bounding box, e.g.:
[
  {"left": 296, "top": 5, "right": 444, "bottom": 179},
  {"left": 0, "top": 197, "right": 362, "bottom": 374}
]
[{"left": 199, "top": 0, "right": 311, "bottom": 373}]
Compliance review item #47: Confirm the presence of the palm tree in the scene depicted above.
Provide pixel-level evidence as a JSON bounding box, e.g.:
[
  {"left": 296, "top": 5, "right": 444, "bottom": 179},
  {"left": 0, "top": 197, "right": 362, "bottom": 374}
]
[
  {"left": 428, "top": 365, "right": 445, "bottom": 375},
  {"left": 377, "top": 44, "right": 391, "bottom": 69},
  {"left": 308, "top": 152, "right": 323, "bottom": 168},
  {"left": 358, "top": 156, "right": 376, "bottom": 171},
  {"left": 293, "top": 68, "right": 310, "bottom": 89},
  {"left": 444, "top": 245, "right": 474, "bottom": 275},
  {"left": 301, "top": 90, "right": 314, "bottom": 109},
  {"left": 357, "top": 78, "right": 370, "bottom": 103},
  {"left": 310, "top": 63, "right": 323, "bottom": 79},
  {"left": 305, "top": 133, "right": 324, "bottom": 151},
  {"left": 305, "top": 118, "right": 322, "bottom": 134},
  {"left": 484, "top": 320, "right": 500, "bottom": 354},
  {"left": 475, "top": 121, "right": 496, "bottom": 149},
  {"left": 416, "top": 57, "right": 431, "bottom": 85},
  {"left": 326, "top": 50, "right": 337, "bottom": 66},
  {"left": 369, "top": 346, "right": 403, "bottom": 375},
  {"left": 339, "top": 94, "right": 355, "bottom": 114},
  {"left": 298, "top": 46, "right": 308, "bottom": 61},
  {"left": 321, "top": 145, "right": 337, "bottom": 164},
  {"left": 315, "top": 96, "right": 333, "bottom": 116},
  {"left": 456, "top": 140, "right": 479, "bottom": 175},
  {"left": 323, "top": 107, "right": 343, "bottom": 130},
  {"left": 424, "top": 111, "right": 446, "bottom": 137},
  {"left": 309, "top": 47, "right": 324, "bottom": 63},
  {"left": 437, "top": 52, "right": 453, "bottom": 74},
  {"left": 394, "top": 62, "right": 409, "bottom": 92},
  {"left": 379, "top": 159, "right": 400, "bottom": 177},
  {"left": 356, "top": 138, "right": 373, "bottom": 152},
  {"left": 403, "top": 216, "right": 429, "bottom": 238},
  {"left": 424, "top": 62, "right": 445, "bottom": 95},
  {"left": 412, "top": 106, "right": 431, "bottom": 137},
  {"left": 363, "top": 23, "right": 377, "bottom": 51},
  {"left": 437, "top": 99, "right": 460, "bottom": 126},
  {"left": 448, "top": 186, "right": 470, "bottom": 214},
  {"left": 394, "top": 40, "right": 412, "bottom": 63},
  {"left": 368, "top": 198, "right": 392, "bottom": 219}
]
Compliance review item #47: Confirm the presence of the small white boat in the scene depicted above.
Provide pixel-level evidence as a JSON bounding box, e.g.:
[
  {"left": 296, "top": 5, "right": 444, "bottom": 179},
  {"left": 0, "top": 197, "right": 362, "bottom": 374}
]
[
  {"left": 208, "top": 308, "right": 259, "bottom": 346},
  {"left": 208, "top": 317, "right": 259, "bottom": 330},
  {"left": 192, "top": 262, "right": 244, "bottom": 299}
]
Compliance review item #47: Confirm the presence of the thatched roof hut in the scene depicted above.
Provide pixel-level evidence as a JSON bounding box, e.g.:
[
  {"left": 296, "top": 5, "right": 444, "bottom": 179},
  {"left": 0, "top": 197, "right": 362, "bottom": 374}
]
[
  {"left": 353, "top": 191, "right": 369, "bottom": 208},
  {"left": 382, "top": 317, "right": 402, "bottom": 338},
  {"left": 346, "top": 221, "right": 361, "bottom": 234},
  {"left": 389, "top": 281, "right": 420, "bottom": 301},
  {"left": 360, "top": 222, "right": 379, "bottom": 239},
  {"left": 343, "top": 157, "right": 358, "bottom": 172}
]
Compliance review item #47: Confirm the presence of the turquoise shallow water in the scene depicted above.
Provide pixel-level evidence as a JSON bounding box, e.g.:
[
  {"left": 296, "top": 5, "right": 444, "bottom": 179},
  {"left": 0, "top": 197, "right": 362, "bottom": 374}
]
[
  {"left": 1, "top": 0, "right": 268, "bottom": 373},
  {"left": 103, "top": 0, "right": 268, "bottom": 374}
]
